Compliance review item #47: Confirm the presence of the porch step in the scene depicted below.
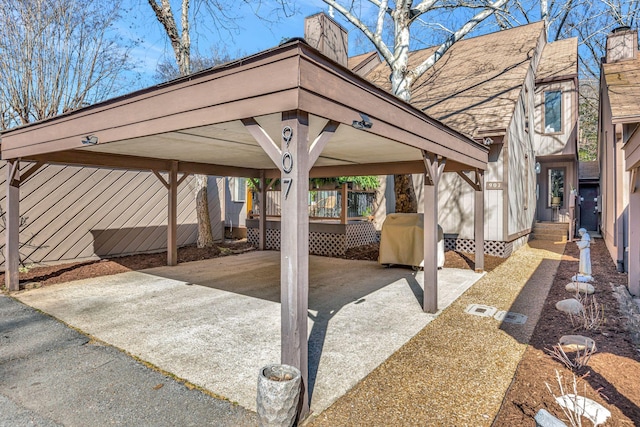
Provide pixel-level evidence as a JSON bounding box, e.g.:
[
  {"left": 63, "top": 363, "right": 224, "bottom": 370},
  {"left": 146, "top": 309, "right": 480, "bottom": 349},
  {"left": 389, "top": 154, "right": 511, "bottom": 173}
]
[{"left": 530, "top": 222, "right": 568, "bottom": 242}]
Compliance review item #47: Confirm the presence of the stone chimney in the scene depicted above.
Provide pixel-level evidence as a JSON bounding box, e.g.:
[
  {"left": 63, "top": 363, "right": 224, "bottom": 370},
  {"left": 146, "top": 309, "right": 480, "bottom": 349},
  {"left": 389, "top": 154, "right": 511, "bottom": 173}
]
[
  {"left": 606, "top": 26, "right": 638, "bottom": 63},
  {"left": 304, "top": 13, "right": 348, "bottom": 67}
]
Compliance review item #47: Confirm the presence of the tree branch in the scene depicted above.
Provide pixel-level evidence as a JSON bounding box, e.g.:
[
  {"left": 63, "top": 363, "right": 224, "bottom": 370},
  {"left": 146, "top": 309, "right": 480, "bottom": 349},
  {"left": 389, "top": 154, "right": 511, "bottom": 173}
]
[
  {"left": 411, "top": 0, "right": 509, "bottom": 79},
  {"left": 321, "top": 0, "right": 394, "bottom": 65}
]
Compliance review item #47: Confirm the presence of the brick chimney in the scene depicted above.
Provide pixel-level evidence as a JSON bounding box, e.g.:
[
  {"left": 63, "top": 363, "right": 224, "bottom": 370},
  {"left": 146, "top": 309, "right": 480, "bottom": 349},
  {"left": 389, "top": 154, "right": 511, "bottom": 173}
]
[
  {"left": 304, "top": 13, "right": 348, "bottom": 67},
  {"left": 606, "top": 26, "right": 638, "bottom": 63}
]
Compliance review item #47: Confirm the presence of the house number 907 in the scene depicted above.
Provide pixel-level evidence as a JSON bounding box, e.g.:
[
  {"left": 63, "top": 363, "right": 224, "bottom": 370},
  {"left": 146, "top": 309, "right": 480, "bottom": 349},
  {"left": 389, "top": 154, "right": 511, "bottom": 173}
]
[{"left": 282, "top": 126, "right": 294, "bottom": 198}]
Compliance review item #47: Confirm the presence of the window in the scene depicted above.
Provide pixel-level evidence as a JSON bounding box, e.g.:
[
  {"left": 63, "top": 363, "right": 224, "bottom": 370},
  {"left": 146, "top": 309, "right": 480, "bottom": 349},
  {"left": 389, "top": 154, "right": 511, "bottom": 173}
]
[
  {"left": 544, "top": 90, "right": 562, "bottom": 133},
  {"left": 548, "top": 168, "right": 564, "bottom": 207},
  {"left": 231, "top": 177, "right": 246, "bottom": 202}
]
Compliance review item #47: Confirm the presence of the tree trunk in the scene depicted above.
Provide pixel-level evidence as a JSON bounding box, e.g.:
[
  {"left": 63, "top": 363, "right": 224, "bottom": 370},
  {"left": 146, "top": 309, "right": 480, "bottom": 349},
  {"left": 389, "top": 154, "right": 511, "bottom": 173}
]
[
  {"left": 394, "top": 174, "right": 417, "bottom": 213},
  {"left": 195, "top": 174, "right": 214, "bottom": 247},
  {"left": 147, "top": 0, "right": 215, "bottom": 248}
]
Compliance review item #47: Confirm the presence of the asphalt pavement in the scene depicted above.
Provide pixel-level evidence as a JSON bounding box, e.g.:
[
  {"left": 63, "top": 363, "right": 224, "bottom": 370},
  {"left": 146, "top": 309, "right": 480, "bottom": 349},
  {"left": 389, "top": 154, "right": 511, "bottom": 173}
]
[{"left": 0, "top": 294, "right": 257, "bottom": 427}]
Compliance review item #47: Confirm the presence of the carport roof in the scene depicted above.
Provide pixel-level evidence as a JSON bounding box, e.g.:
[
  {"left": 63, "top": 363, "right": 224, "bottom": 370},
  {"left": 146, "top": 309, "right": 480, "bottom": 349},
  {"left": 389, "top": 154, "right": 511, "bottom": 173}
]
[{"left": 0, "top": 40, "right": 488, "bottom": 175}]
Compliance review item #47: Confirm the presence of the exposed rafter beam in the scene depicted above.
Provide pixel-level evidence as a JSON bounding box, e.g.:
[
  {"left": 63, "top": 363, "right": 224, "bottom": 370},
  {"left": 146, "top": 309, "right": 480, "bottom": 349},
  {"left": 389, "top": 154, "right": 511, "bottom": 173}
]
[{"left": 27, "top": 151, "right": 260, "bottom": 177}]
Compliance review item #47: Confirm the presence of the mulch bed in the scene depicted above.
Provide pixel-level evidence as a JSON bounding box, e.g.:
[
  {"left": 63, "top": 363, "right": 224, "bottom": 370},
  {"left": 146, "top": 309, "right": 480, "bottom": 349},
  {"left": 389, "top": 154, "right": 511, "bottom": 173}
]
[
  {"left": 0, "top": 241, "right": 254, "bottom": 290},
  {"left": 494, "top": 238, "right": 640, "bottom": 426}
]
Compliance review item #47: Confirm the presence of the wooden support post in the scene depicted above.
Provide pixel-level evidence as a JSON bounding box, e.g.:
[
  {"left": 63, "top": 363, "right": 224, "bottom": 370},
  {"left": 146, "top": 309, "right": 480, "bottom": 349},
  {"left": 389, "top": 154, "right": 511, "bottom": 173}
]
[
  {"left": 422, "top": 152, "right": 446, "bottom": 313},
  {"left": 474, "top": 170, "right": 485, "bottom": 273},
  {"left": 259, "top": 171, "right": 267, "bottom": 251},
  {"left": 629, "top": 167, "right": 640, "bottom": 296},
  {"left": 245, "top": 113, "right": 335, "bottom": 418},
  {"left": 423, "top": 181, "right": 437, "bottom": 313},
  {"left": 340, "top": 182, "right": 348, "bottom": 224},
  {"left": 5, "top": 160, "right": 20, "bottom": 291},
  {"left": 280, "top": 110, "right": 310, "bottom": 417},
  {"left": 167, "top": 161, "right": 178, "bottom": 266}
]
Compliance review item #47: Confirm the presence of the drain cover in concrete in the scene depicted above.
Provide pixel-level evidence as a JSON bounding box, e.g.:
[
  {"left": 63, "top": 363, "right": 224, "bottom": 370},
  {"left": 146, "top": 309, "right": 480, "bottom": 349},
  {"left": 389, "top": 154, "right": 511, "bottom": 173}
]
[
  {"left": 464, "top": 304, "right": 497, "bottom": 318},
  {"left": 494, "top": 310, "right": 527, "bottom": 324}
]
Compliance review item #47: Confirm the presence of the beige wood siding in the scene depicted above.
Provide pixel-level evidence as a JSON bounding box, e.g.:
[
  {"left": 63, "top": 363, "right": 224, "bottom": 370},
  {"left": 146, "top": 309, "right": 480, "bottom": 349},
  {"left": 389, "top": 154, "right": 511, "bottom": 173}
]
[
  {"left": 508, "top": 85, "right": 537, "bottom": 236},
  {"left": 534, "top": 80, "right": 577, "bottom": 156},
  {"left": 0, "top": 163, "right": 224, "bottom": 266}
]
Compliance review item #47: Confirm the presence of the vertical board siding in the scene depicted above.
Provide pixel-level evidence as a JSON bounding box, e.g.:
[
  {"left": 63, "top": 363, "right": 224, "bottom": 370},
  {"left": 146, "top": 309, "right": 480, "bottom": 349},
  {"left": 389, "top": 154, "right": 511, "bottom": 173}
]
[
  {"left": 486, "top": 189, "right": 504, "bottom": 241},
  {"left": 486, "top": 143, "right": 505, "bottom": 241},
  {"left": 415, "top": 167, "right": 502, "bottom": 241},
  {"left": 508, "top": 78, "right": 537, "bottom": 237},
  {"left": 0, "top": 163, "right": 224, "bottom": 266}
]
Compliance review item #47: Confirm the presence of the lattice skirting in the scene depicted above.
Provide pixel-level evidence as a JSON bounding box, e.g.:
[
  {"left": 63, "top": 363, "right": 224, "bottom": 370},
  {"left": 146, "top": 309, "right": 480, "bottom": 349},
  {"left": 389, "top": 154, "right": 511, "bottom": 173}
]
[
  {"left": 248, "top": 225, "right": 526, "bottom": 258},
  {"left": 247, "top": 222, "right": 378, "bottom": 257},
  {"left": 444, "top": 236, "right": 526, "bottom": 258}
]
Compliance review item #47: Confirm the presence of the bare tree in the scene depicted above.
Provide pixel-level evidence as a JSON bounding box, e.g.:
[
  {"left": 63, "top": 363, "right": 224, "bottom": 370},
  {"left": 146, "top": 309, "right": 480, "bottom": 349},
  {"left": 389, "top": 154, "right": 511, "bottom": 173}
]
[
  {"left": 496, "top": 0, "right": 640, "bottom": 161},
  {"left": 146, "top": 0, "right": 215, "bottom": 247},
  {"left": 146, "top": 0, "right": 294, "bottom": 246},
  {"left": 321, "top": 0, "right": 508, "bottom": 212},
  {"left": 0, "top": 0, "right": 134, "bottom": 130},
  {"left": 154, "top": 48, "right": 234, "bottom": 82}
]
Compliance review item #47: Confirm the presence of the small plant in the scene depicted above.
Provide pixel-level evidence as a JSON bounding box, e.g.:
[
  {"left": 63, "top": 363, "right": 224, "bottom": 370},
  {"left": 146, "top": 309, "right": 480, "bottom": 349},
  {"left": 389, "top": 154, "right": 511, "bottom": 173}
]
[
  {"left": 545, "top": 370, "right": 609, "bottom": 427},
  {"left": 546, "top": 340, "right": 597, "bottom": 371},
  {"left": 569, "top": 293, "right": 606, "bottom": 331},
  {"left": 545, "top": 370, "right": 588, "bottom": 427}
]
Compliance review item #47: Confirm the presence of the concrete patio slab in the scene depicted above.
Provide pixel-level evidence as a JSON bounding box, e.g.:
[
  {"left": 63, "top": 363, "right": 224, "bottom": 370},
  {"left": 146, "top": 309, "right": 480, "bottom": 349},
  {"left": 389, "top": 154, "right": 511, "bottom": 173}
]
[{"left": 15, "top": 251, "right": 483, "bottom": 415}]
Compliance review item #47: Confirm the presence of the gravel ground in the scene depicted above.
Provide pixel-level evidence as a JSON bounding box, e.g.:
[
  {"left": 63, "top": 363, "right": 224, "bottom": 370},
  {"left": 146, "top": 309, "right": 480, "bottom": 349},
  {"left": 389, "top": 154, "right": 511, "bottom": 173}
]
[{"left": 305, "top": 240, "right": 565, "bottom": 426}]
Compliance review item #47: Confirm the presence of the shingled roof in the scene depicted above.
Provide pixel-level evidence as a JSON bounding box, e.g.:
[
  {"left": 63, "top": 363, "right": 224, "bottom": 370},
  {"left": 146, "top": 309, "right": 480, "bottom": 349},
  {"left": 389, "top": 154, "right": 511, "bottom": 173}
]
[
  {"left": 537, "top": 37, "right": 578, "bottom": 81},
  {"left": 362, "top": 22, "right": 547, "bottom": 138},
  {"left": 579, "top": 161, "right": 600, "bottom": 180},
  {"left": 603, "top": 52, "right": 640, "bottom": 123}
]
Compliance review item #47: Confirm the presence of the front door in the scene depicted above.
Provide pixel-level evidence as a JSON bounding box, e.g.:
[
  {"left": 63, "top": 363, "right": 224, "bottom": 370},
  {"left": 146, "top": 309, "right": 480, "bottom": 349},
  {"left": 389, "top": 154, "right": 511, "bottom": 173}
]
[{"left": 579, "top": 185, "right": 598, "bottom": 231}]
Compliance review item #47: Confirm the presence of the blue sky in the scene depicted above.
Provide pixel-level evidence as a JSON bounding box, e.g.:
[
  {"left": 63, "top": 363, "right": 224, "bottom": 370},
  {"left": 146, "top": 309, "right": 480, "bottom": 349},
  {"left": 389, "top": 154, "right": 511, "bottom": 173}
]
[
  {"left": 113, "top": 0, "right": 555, "bottom": 92},
  {"left": 118, "top": 0, "right": 333, "bottom": 88}
]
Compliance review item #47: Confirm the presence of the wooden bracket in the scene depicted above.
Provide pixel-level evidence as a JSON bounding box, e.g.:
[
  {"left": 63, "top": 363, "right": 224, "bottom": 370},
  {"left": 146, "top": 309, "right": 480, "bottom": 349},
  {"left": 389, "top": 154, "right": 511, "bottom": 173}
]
[
  {"left": 8, "top": 160, "right": 20, "bottom": 187},
  {"left": 242, "top": 117, "right": 282, "bottom": 168},
  {"left": 20, "top": 161, "right": 45, "bottom": 183},
  {"left": 422, "top": 151, "right": 446, "bottom": 186},
  {"left": 177, "top": 172, "right": 190, "bottom": 187},
  {"left": 308, "top": 120, "right": 339, "bottom": 170},
  {"left": 153, "top": 168, "right": 188, "bottom": 189},
  {"left": 152, "top": 170, "right": 170, "bottom": 189},
  {"left": 457, "top": 169, "right": 483, "bottom": 191},
  {"left": 249, "top": 178, "right": 261, "bottom": 192}
]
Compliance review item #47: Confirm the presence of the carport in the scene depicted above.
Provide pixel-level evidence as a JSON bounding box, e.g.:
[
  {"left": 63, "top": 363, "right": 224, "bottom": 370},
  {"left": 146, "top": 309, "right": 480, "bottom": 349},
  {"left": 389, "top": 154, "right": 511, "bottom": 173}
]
[{"left": 1, "top": 39, "right": 488, "bottom": 416}]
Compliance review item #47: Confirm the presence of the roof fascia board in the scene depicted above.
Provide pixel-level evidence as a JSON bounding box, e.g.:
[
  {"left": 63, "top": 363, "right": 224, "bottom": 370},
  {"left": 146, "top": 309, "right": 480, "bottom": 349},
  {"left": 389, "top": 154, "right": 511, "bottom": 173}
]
[{"left": 535, "top": 73, "right": 579, "bottom": 84}]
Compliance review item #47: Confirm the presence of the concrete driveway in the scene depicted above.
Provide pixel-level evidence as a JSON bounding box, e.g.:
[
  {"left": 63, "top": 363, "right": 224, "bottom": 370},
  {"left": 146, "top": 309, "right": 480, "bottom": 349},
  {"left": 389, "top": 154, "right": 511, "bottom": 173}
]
[{"left": 15, "top": 251, "right": 483, "bottom": 415}]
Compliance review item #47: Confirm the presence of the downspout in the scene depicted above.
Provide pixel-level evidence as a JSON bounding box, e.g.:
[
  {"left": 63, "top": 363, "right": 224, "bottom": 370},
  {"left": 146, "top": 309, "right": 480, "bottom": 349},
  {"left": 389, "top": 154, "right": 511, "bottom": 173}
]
[
  {"left": 614, "top": 124, "right": 626, "bottom": 271},
  {"left": 570, "top": 75, "right": 579, "bottom": 241}
]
